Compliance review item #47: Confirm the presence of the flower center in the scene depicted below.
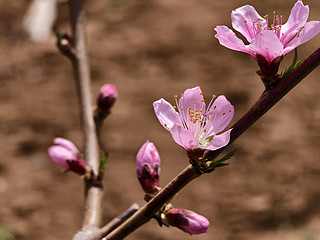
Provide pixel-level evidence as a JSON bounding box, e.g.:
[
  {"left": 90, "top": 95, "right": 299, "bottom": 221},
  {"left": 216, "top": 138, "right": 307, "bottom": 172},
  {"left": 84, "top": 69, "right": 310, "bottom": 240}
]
[
  {"left": 244, "top": 11, "right": 303, "bottom": 46},
  {"left": 173, "top": 93, "right": 218, "bottom": 145}
]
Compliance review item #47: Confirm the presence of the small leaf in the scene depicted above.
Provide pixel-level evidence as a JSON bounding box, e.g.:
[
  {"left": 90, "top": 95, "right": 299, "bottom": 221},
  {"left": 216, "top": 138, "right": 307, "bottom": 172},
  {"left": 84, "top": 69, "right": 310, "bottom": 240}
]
[
  {"left": 206, "top": 150, "right": 236, "bottom": 170},
  {"left": 99, "top": 153, "right": 108, "bottom": 171},
  {"left": 281, "top": 48, "right": 304, "bottom": 80}
]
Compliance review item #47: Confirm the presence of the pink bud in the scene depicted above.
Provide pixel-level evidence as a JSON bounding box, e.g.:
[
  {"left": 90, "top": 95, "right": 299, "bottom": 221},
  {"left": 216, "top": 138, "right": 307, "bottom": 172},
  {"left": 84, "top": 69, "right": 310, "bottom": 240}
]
[
  {"left": 97, "top": 84, "right": 117, "bottom": 113},
  {"left": 48, "top": 138, "right": 87, "bottom": 175},
  {"left": 165, "top": 208, "right": 210, "bottom": 235},
  {"left": 136, "top": 140, "right": 161, "bottom": 194}
]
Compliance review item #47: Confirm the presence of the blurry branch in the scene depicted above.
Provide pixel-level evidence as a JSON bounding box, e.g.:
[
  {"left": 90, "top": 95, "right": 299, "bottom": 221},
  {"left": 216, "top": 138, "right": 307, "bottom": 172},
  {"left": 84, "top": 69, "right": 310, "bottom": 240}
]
[
  {"left": 104, "top": 47, "right": 320, "bottom": 240},
  {"left": 65, "top": 0, "right": 103, "bottom": 238},
  {"left": 98, "top": 204, "right": 140, "bottom": 239}
]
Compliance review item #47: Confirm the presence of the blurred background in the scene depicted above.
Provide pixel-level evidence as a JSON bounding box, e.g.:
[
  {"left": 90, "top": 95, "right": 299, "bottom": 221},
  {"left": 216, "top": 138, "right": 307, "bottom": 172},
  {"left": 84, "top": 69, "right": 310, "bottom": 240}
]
[{"left": 0, "top": 0, "right": 319, "bottom": 239}]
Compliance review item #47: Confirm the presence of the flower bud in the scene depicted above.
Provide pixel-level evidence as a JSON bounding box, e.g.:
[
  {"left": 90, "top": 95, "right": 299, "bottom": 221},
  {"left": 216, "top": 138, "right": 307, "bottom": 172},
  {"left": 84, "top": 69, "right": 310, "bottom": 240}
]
[
  {"left": 136, "top": 141, "right": 160, "bottom": 194},
  {"left": 165, "top": 208, "right": 209, "bottom": 235},
  {"left": 97, "top": 84, "right": 117, "bottom": 113},
  {"left": 48, "top": 138, "right": 87, "bottom": 175}
]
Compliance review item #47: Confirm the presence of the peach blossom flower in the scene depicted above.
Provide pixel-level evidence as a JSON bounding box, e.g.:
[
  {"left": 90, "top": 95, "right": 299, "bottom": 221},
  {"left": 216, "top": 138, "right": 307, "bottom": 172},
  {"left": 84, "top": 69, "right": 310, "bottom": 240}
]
[
  {"left": 215, "top": 1, "right": 320, "bottom": 76},
  {"left": 153, "top": 87, "right": 234, "bottom": 152}
]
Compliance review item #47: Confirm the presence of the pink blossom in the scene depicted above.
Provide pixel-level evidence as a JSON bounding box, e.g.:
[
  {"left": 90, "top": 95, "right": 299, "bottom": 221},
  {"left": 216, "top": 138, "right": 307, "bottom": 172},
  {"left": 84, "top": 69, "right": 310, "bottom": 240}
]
[
  {"left": 215, "top": 0, "right": 320, "bottom": 76},
  {"left": 165, "top": 208, "right": 210, "bottom": 235},
  {"left": 48, "top": 138, "right": 87, "bottom": 175},
  {"left": 97, "top": 84, "right": 117, "bottom": 113},
  {"left": 153, "top": 87, "right": 234, "bottom": 152},
  {"left": 136, "top": 141, "right": 161, "bottom": 194}
]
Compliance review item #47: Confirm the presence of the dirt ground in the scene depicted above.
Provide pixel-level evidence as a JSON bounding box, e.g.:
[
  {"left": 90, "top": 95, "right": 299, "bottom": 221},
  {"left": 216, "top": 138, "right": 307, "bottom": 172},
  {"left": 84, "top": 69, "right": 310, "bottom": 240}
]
[{"left": 0, "top": 0, "right": 320, "bottom": 240}]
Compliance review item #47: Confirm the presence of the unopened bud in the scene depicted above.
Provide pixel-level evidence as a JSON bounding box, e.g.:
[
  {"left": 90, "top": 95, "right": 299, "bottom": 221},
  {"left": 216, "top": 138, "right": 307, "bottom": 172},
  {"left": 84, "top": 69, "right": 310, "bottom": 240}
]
[
  {"left": 165, "top": 208, "right": 209, "bottom": 235},
  {"left": 136, "top": 140, "right": 160, "bottom": 194},
  {"left": 48, "top": 138, "right": 88, "bottom": 175},
  {"left": 55, "top": 30, "right": 74, "bottom": 56},
  {"left": 97, "top": 84, "right": 117, "bottom": 113}
]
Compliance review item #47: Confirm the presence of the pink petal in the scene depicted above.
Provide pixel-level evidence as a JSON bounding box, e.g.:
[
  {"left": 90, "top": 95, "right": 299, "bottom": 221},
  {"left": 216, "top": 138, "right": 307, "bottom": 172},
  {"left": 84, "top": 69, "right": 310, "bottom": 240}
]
[
  {"left": 170, "top": 124, "right": 197, "bottom": 150},
  {"left": 136, "top": 140, "right": 161, "bottom": 175},
  {"left": 215, "top": 26, "right": 254, "bottom": 57},
  {"left": 205, "top": 129, "right": 232, "bottom": 151},
  {"left": 249, "top": 30, "right": 284, "bottom": 63},
  {"left": 206, "top": 96, "right": 234, "bottom": 136},
  {"left": 287, "top": 21, "right": 320, "bottom": 51},
  {"left": 153, "top": 98, "right": 181, "bottom": 130},
  {"left": 281, "top": 0, "right": 309, "bottom": 37},
  {"left": 231, "top": 5, "right": 266, "bottom": 42},
  {"left": 178, "top": 86, "right": 205, "bottom": 128},
  {"left": 53, "top": 137, "right": 79, "bottom": 153},
  {"left": 48, "top": 146, "right": 74, "bottom": 169}
]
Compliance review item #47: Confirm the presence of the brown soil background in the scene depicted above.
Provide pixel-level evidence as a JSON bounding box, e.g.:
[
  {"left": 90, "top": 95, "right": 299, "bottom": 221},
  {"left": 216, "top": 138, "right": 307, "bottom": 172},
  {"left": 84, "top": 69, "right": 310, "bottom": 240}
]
[{"left": 0, "top": 0, "right": 320, "bottom": 240}]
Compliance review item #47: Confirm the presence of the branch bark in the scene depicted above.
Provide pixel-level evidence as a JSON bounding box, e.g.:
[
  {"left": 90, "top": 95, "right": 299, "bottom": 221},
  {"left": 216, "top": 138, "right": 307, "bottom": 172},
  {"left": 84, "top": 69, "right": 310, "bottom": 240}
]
[{"left": 68, "top": 0, "right": 103, "bottom": 236}]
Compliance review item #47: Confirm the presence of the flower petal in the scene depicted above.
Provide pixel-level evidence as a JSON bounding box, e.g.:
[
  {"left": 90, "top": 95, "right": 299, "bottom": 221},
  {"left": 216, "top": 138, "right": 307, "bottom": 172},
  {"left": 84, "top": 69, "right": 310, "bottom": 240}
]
[
  {"left": 231, "top": 5, "right": 266, "bottom": 42},
  {"left": 53, "top": 137, "right": 79, "bottom": 153},
  {"left": 178, "top": 86, "right": 205, "bottom": 129},
  {"left": 249, "top": 30, "right": 284, "bottom": 63},
  {"left": 281, "top": 1, "right": 309, "bottom": 37},
  {"left": 170, "top": 124, "right": 197, "bottom": 150},
  {"left": 204, "top": 129, "right": 232, "bottom": 151},
  {"left": 153, "top": 98, "right": 181, "bottom": 130},
  {"left": 215, "top": 26, "right": 254, "bottom": 57},
  {"left": 285, "top": 21, "right": 320, "bottom": 53},
  {"left": 205, "top": 96, "right": 234, "bottom": 136},
  {"left": 48, "top": 146, "right": 75, "bottom": 169}
]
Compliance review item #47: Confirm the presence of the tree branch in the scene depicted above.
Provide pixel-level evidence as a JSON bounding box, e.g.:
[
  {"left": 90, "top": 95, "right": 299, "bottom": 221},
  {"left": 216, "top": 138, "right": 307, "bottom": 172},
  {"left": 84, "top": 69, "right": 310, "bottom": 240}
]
[
  {"left": 104, "top": 47, "right": 320, "bottom": 240},
  {"left": 99, "top": 204, "right": 140, "bottom": 239},
  {"left": 204, "top": 47, "right": 320, "bottom": 160},
  {"left": 68, "top": 0, "right": 103, "bottom": 235}
]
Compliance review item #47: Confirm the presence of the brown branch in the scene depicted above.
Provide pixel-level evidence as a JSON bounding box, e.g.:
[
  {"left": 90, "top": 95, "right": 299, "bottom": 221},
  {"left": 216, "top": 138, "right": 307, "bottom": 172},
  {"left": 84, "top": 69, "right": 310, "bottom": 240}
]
[
  {"left": 98, "top": 204, "right": 140, "bottom": 239},
  {"left": 67, "top": 0, "right": 103, "bottom": 236},
  {"left": 104, "top": 47, "right": 320, "bottom": 240}
]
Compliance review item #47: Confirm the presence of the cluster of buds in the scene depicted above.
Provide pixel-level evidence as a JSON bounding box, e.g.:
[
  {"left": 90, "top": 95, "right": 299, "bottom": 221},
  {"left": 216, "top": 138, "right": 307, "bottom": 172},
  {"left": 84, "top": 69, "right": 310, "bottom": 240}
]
[
  {"left": 48, "top": 138, "right": 88, "bottom": 175},
  {"left": 136, "top": 141, "right": 209, "bottom": 235}
]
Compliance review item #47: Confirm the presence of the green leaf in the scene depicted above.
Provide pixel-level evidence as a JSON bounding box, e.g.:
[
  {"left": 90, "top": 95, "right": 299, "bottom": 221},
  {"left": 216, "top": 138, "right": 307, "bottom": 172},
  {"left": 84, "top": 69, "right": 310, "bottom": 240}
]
[
  {"left": 281, "top": 48, "right": 304, "bottom": 80},
  {"left": 99, "top": 153, "right": 108, "bottom": 171},
  {"left": 206, "top": 150, "right": 236, "bottom": 170}
]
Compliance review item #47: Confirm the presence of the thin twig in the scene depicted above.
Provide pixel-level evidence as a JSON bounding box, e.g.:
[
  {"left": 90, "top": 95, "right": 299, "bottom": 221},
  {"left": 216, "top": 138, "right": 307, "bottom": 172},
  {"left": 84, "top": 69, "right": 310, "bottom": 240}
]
[
  {"left": 99, "top": 204, "right": 140, "bottom": 239},
  {"left": 104, "top": 47, "right": 320, "bottom": 240},
  {"left": 68, "top": 0, "right": 103, "bottom": 234}
]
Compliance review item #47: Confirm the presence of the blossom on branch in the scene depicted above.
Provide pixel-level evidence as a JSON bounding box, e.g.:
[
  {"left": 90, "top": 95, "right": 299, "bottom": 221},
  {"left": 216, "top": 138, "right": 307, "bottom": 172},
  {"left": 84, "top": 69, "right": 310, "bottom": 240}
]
[
  {"left": 136, "top": 141, "right": 161, "bottom": 194},
  {"left": 215, "top": 0, "right": 320, "bottom": 77},
  {"left": 153, "top": 87, "right": 234, "bottom": 153},
  {"left": 48, "top": 138, "right": 88, "bottom": 175},
  {"left": 165, "top": 208, "right": 210, "bottom": 235}
]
